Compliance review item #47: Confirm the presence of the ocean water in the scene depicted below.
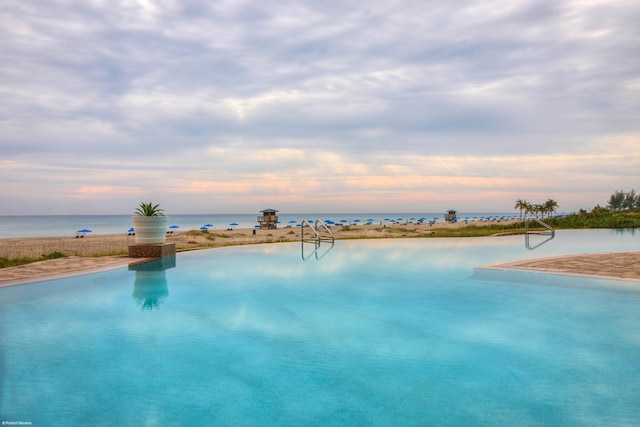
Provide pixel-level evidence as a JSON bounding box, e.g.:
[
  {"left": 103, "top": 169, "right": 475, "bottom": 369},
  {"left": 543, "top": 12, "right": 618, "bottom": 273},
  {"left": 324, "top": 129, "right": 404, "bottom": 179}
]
[{"left": 0, "top": 212, "right": 520, "bottom": 238}]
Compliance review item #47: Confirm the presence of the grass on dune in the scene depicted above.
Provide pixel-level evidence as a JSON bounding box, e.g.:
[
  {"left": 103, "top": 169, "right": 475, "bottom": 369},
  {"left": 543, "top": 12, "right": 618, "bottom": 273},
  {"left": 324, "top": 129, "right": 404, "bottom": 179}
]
[{"left": 0, "top": 251, "right": 67, "bottom": 268}]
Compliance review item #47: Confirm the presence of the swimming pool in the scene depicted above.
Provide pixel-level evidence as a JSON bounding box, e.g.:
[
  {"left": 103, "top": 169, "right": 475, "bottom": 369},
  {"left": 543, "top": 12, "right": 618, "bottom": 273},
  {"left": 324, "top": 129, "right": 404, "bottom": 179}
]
[{"left": 1, "top": 230, "right": 639, "bottom": 426}]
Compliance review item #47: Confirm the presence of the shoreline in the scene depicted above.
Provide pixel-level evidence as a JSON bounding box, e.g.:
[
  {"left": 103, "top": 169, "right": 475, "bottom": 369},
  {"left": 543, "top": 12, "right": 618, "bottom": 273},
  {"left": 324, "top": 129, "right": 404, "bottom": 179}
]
[
  {"left": 0, "top": 219, "right": 516, "bottom": 259},
  {"left": 0, "top": 219, "right": 515, "bottom": 286},
  {"left": 2, "top": 221, "right": 639, "bottom": 287},
  {"left": 0, "top": 212, "right": 521, "bottom": 239}
]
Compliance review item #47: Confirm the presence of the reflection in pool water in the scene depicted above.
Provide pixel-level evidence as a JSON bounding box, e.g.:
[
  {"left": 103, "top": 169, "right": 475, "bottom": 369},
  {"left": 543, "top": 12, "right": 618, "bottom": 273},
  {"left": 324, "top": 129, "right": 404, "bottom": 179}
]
[
  {"left": 130, "top": 257, "right": 176, "bottom": 310},
  {"left": 524, "top": 230, "right": 555, "bottom": 250},
  {"left": 301, "top": 240, "right": 335, "bottom": 261},
  {"left": 0, "top": 230, "right": 639, "bottom": 426}
]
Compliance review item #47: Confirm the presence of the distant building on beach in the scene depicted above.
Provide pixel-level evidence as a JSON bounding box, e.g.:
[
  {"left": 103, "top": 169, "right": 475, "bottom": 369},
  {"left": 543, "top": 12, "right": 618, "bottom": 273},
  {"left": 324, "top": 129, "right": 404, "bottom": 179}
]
[
  {"left": 258, "top": 209, "right": 279, "bottom": 229},
  {"left": 445, "top": 210, "right": 457, "bottom": 222}
]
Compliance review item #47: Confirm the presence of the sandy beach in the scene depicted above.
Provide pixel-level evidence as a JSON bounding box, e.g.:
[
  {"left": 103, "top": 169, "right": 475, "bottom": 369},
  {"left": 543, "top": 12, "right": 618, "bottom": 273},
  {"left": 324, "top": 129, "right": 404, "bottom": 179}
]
[
  {"left": 1, "top": 219, "right": 639, "bottom": 286},
  {"left": 0, "top": 219, "right": 507, "bottom": 286},
  {"left": 0, "top": 219, "right": 509, "bottom": 259}
]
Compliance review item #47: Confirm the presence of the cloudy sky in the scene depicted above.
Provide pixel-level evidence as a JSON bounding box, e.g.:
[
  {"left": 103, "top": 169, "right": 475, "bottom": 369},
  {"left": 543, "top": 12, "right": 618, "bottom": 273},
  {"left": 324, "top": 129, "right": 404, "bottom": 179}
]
[{"left": 1, "top": 0, "right": 638, "bottom": 215}]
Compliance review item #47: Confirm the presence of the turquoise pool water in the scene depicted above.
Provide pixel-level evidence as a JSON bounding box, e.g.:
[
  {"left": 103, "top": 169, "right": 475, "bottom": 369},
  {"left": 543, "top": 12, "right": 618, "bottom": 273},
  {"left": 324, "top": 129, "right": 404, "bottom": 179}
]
[{"left": 1, "top": 230, "right": 639, "bottom": 426}]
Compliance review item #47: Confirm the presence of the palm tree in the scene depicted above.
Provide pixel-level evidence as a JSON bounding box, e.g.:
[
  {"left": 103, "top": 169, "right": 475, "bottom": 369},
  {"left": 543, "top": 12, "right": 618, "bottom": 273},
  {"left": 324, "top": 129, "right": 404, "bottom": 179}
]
[
  {"left": 514, "top": 199, "right": 527, "bottom": 219},
  {"left": 523, "top": 201, "right": 533, "bottom": 218},
  {"left": 532, "top": 204, "right": 544, "bottom": 218},
  {"left": 544, "top": 199, "right": 558, "bottom": 219}
]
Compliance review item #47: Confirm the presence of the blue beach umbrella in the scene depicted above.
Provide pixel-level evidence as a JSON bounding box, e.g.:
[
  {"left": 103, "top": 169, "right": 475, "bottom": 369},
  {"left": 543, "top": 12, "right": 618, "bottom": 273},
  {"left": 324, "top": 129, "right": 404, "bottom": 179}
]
[
  {"left": 77, "top": 228, "right": 92, "bottom": 237},
  {"left": 230, "top": 222, "right": 238, "bottom": 227},
  {"left": 204, "top": 223, "right": 213, "bottom": 227},
  {"left": 127, "top": 227, "right": 135, "bottom": 235},
  {"left": 170, "top": 225, "right": 180, "bottom": 229},
  {"left": 289, "top": 220, "right": 297, "bottom": 224},
  {"left": 200, "top": 226, "right": 208, "bottom": 231},
  {"left": 77, "top": 228, "right": 92, "bottom": 236}
]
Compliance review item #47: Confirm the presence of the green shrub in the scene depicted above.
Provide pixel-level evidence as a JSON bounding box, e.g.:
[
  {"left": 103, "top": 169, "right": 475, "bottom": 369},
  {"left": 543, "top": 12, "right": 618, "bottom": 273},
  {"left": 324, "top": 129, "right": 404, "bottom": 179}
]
[
  {"left": 547, "top": 210, "right": 640, "bottom": 229},
  {"left": 43, "top": 251, "right": 66, "bottom": 259},
  {"left": 1, "top": 251, "right": 67, "bottom": 268}
]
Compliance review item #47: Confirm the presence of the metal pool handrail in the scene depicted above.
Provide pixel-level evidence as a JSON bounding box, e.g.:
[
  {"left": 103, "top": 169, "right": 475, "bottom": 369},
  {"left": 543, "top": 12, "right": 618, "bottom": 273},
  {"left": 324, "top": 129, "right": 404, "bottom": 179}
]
[
  {"left": 301, "top": 219, "right": 335, "bottom": 244},
  {"left": 525, "top": 217, "right": 555, "bottom": 235}
]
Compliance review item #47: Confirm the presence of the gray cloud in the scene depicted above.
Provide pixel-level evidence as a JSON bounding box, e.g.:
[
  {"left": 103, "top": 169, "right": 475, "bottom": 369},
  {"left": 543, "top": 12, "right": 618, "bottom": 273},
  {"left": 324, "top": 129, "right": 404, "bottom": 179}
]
[{"left": 0, "top": 0, "right": 638, "bottom": 214}]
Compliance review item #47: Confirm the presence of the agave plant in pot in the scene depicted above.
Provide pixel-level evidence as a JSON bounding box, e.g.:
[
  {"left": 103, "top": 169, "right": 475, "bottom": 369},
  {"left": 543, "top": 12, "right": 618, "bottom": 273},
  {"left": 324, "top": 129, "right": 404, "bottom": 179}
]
[{"left": 132, "top": 202, "right": 169, "bottom": 244}]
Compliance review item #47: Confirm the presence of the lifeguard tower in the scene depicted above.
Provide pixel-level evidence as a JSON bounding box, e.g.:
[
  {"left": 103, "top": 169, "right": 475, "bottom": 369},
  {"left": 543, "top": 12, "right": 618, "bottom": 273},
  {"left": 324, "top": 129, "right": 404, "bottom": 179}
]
[
  {"left": 258, "top": 209, "right": 279, "bottom": 229},
  {"left": 445, "top": 210, "right": 457, "bottom": 223}
]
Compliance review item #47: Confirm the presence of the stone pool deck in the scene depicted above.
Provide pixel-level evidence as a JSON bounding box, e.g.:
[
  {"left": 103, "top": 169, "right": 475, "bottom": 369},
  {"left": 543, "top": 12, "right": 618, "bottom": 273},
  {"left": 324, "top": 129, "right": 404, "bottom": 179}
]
[
  {"left": 481, "top": 251, "right": 640, "bottom": 282},
  {"left": 0, "top": 256, "right": 153, "bottom": 287},
  {"left": 1, "top": 251, "right": 639, "bottom": 288}
]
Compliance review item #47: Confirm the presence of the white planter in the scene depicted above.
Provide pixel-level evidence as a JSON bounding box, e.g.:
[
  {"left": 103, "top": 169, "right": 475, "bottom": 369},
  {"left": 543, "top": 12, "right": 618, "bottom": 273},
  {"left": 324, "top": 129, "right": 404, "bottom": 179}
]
[{"left": 132, "top": 216, "right": 169, "bottom": 244}]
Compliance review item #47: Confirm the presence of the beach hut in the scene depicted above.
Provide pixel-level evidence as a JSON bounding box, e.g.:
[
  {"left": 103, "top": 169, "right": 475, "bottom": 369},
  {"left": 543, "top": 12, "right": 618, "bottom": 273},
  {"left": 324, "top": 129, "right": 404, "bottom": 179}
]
[
  {"left": 445, "top": 210, "right": 457, "bottom": 223},
  {"left": 257, "top": 209, "right": 279, "bottom": 229}
]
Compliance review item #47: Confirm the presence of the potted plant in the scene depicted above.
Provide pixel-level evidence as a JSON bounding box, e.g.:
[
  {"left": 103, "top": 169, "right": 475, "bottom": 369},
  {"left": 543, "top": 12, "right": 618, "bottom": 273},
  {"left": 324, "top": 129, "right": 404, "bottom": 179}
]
[{"left": 132, "top": 202, "right": 169, "bottom": 244}]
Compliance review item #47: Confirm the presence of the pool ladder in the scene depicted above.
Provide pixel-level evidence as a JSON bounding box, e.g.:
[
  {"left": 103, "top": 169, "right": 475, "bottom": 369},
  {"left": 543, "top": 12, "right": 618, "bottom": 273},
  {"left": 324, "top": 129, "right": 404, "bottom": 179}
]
[
  {"left": 525, "top": 217, "right": 554, "bottom": 235},
  {"left": 524, "top": 217, "right": 555, "bottom": 250},
  {"left": 301, "top": 219, "right": 335, "bottom": 244},
  {"left": 301, "top": 220, "right": 335, "bottom": 261}
]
